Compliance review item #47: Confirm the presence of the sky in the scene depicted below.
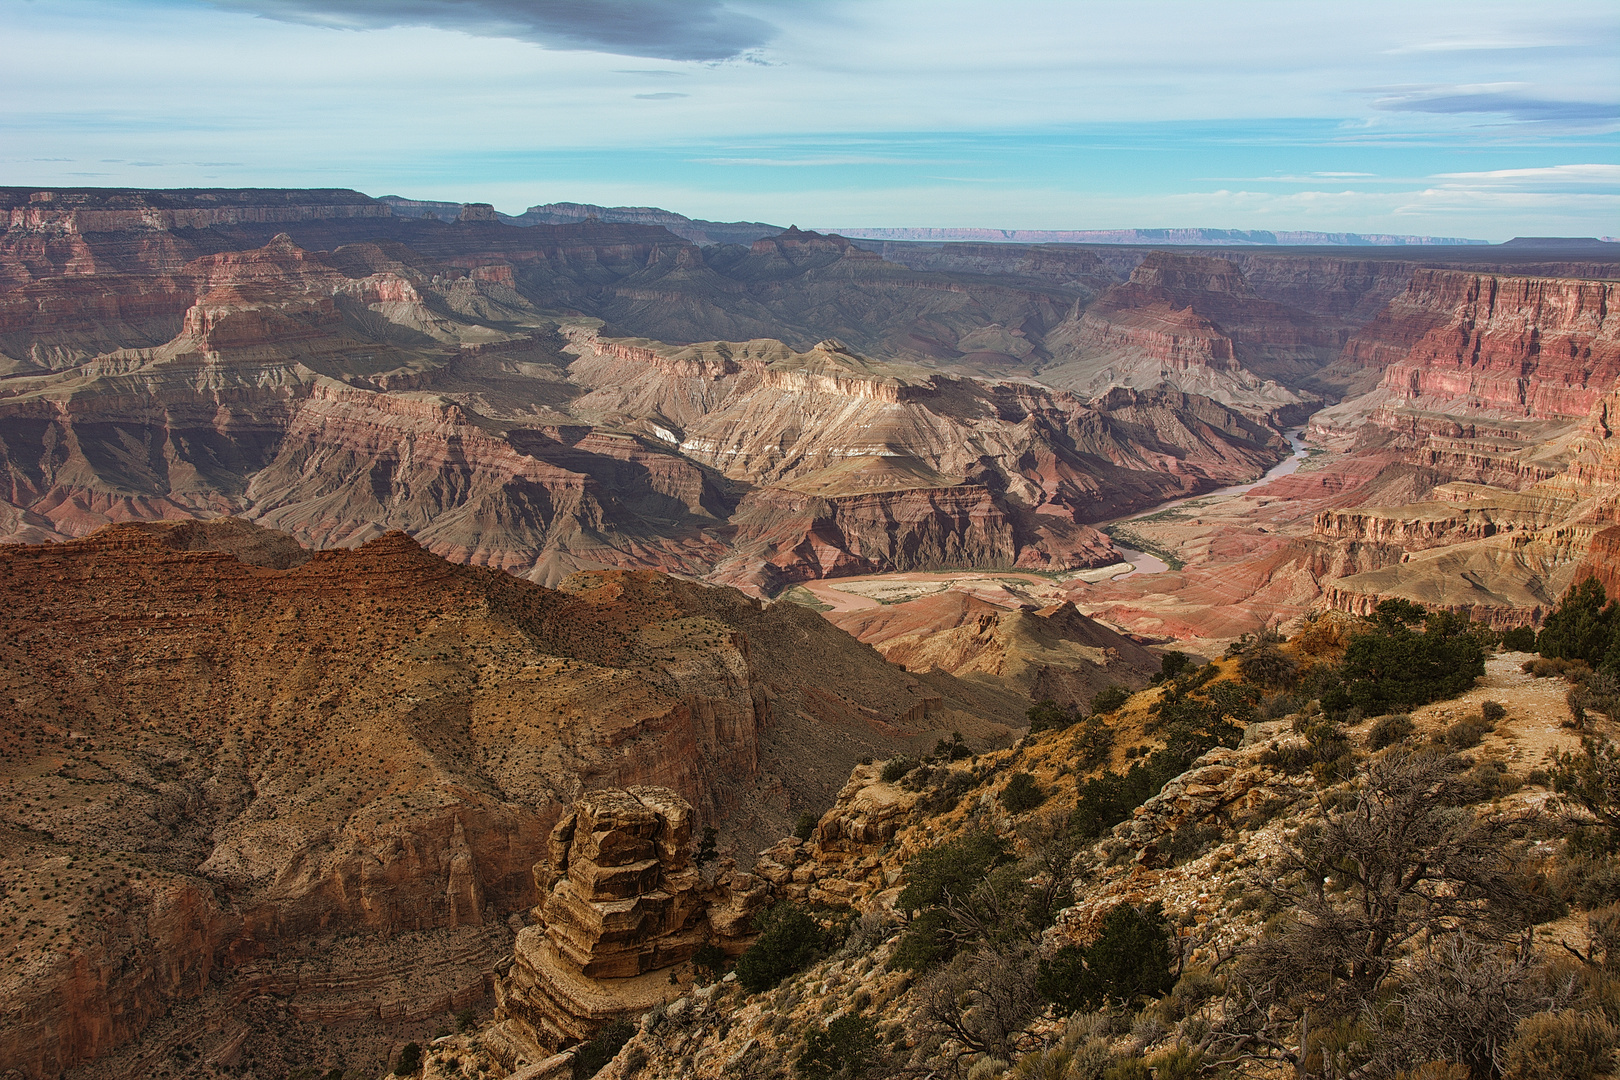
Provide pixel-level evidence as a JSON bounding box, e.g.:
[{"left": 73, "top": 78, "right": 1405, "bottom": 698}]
[{"left": 1, "top": 0, "right": 1617, "bottom": 241}]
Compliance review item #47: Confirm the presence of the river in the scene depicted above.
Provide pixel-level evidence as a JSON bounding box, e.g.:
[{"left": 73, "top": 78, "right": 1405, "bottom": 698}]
[{"left": 1107, "top": 426, "right": 1310, "bottom": 580}]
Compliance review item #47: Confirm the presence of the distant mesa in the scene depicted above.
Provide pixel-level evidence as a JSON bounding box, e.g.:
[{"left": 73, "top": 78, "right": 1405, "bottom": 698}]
[
  {"left": 817, "top": 226, "right": 1491, "bottom": 247},
  {"left": 1499, "top": 236, "right": 1620, "bottom": 249}
]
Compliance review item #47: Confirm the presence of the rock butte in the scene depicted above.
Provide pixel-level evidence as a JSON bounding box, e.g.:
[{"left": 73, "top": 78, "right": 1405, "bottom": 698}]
[{"left": 488, "top": 786, "right": 766, "bottom": 1067}]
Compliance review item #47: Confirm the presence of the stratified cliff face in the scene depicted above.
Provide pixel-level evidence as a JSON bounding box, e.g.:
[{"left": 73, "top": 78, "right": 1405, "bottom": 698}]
[
  {"left": 1343, "top": 269, "right": 1620, "bottom": 419},
  {"left": 564, "top": 331, "right": 1285, "bottom": 591},
  {"left": 1034, "top": 252, "right": 1341, "bottom": 420},
  {"left": 0, "top": 521, "right": 1017, "bottom": 1078}
]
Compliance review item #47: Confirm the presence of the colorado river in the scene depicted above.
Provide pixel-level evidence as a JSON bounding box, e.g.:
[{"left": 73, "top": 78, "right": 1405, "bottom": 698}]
[{"left": 1105, "top": 426, "right": 1309, "bottom": 580}]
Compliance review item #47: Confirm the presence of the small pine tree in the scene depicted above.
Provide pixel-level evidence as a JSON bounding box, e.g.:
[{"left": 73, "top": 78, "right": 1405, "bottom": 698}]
[
  {"left": 695, "top": 825, "right": 718, "bottom": 865},
  {"left": 999, "top": 772, "right": 1046, "bottom": 813},
  {"left": 393, "top": 1043, "right": 422, "bottom": 1076},
  {"left": 734, "top": 904, "right": 825, "bottom": 992},
  {"left": 1036, "top": 902, "right": 1175, "bottom": 1013},
  {"left": 1090, "top": 684, "right": 1131, "bottom": 716}
]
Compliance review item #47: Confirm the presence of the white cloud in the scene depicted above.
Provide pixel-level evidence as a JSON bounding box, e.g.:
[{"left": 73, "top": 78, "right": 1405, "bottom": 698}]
[{"left": 1429, "top": 164, "right": 1620, "bottom": 186}]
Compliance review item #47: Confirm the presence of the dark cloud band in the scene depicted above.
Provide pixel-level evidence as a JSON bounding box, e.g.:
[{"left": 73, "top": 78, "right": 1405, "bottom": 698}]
[{"left": 207, "top": 0, "right": 775, "bottom": 61}]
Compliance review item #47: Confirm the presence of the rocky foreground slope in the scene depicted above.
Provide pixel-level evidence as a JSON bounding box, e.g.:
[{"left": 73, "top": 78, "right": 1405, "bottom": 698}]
[
  {"left": 0, "top": 519, "right": 1042, "bottom": 1078},
  {"left": 420, "top": 625, "right": 1610, "bottom": 1080}
]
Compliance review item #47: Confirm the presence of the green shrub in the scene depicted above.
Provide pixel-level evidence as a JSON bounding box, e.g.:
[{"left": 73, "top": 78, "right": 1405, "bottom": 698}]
[
  {"left": 1538, "top": 577, "right": 1618, "bottom": 668},
  {"left": 891, "top": 907, "right": 951, "bottom": 972},
  {"left": 1027, "top": 700, "right": 1078, "bottom": 734},
  {"left": 1367, "top": 713, "right": 1415, "bottom": 750},
  {"left": 393, "top": 1043, "right": 422, "bottom": 1076},
  {"left": 571, "top": 1019, "right": 635, "bottom": 1080},
  {"left": 691, "top": 942, "right": 727, "bottom": 982},
  {"left": 897, "top": 831, "right": 1010, "bottom": 913},
  {"left": 1503, "top": 1011, "right": 1618, "bottom": 1080},
  {"left": 1090, "top": 684, "right": 1131, "bottom": 716},
  {"left": 1100, "top": 1058, "right": 1150, "bottom": 1080},
  {"left": 881, "top": 756, "right": 918, "bottom": 783},
  {"left": 735, "top": 904, "right": 826, "bottom": 992},
  {"left": 794, "top": 812, "right": 818, "bottom": 841},
  {"left": 1481, "top": 700, "right": 1507, "bottom": 723},
  {"left": 797, "top": 1012, "right": 880, "bottom": 1079},
  {"left": 1500, "top": 625, "right": 1538, "bottom": 652},
  {"left": 1000, "top": 772, "right": 1046, "bottom": 814},
  {"left": 1036, "top": 903, "right": 1174, "bottom": 1013},
  {"left": 1326, "top": 616, "right": 1485, "bottom": 717},
  {"left": 1156, "top": 651, "right": 1193, "bottom": 682},
  {"left": 455, "top": 1007, "right": 477, "bottom": 1032}
]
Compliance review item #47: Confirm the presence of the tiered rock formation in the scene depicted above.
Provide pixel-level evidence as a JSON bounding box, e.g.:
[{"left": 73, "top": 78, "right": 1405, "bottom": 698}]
[{"left": 492, "top": 787, "right": 767, "bottom": 1058}]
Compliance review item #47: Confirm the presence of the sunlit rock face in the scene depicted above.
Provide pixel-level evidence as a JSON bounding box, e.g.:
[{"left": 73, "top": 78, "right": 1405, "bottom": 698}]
[{"left": 491, "top": 786, "right": 767, "bottom": 1059}]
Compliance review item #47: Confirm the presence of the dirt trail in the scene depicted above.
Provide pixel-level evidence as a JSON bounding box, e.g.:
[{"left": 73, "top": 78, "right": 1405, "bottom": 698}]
[{"left": 1407, "top": 651, "right": 1600, "bottom": 770}]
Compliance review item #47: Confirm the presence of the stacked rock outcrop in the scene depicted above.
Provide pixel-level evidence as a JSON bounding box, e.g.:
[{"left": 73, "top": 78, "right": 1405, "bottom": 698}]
[{"left": 492, "top": 787, "right": 767, "bottom": 1059}]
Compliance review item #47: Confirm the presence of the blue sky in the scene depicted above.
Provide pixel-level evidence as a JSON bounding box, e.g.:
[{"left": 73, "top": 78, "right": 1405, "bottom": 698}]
[{"left": 2, "top": 0, "right": 1616, "bottom": 240}]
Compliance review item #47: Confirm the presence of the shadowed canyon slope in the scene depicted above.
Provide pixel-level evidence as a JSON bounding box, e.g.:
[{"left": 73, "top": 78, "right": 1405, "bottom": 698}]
[{"left": 0, "top": 518, "right": 1030, "bottom": 1077}]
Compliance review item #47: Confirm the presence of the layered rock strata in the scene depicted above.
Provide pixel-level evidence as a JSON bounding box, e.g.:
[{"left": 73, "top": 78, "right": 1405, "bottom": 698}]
[{"left": 493, "top": 787, "right": 766, "bottom": 1059}]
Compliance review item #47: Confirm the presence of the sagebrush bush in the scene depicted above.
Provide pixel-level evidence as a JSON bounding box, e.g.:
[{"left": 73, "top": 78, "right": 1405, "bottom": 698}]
[
  {"left": 1481, "top": 699, "right": 1507, "bottom": 723},
  {"left": 965, "top": 1057, "right": 1009, "bottom": 1080},
  {"left": 1100, "top": 1056, "right": 1150, "bottom": 1080},
  {"left": 1503, "top": 1010, "right": 1618, "bottom": 1080},
  {"left": 1066, "top": 1039, "right": 1116, "bottom": 1080},
  {"left": 1439, "top": 714, "right": 1492, "bottom": 750},
  {"left": 1367, "top": 713, "right": 1415, "bottom": 750},
  {"left": 1239, "top": 644, "right": 1298, "bottom": 688},
  {"left": 1147, "top": 1046, "right": 1202, "bottom": 1080}
]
